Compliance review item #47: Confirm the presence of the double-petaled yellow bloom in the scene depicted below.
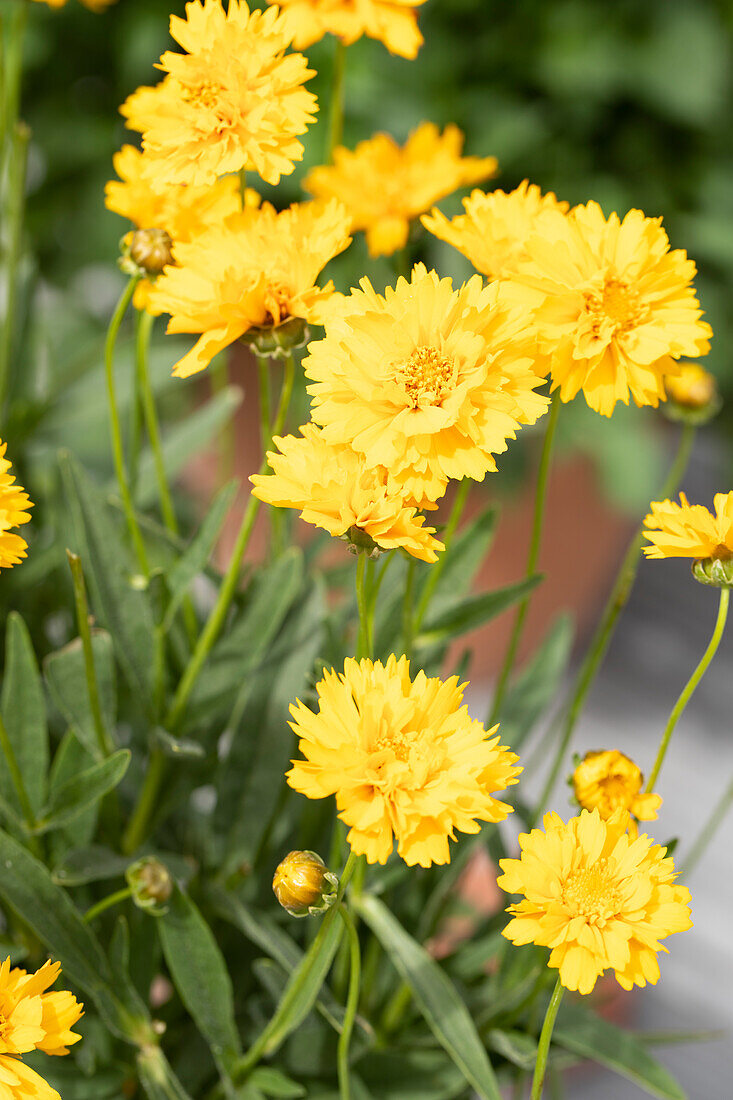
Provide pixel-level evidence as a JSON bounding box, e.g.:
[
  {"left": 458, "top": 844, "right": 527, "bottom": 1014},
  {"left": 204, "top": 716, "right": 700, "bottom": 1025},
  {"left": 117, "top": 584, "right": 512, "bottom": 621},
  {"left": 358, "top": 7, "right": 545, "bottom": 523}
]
[
  {"left": 572, "top": 750, "right": 662, "bottom": 838},
  {"left": 288, "top": 655, "right": 521, "bottom": 866},
  {"left": 498, "top": 809, "right": 692, "bottom": 994},
  {"left": 121, "top": 0, "right": 317, "bottom": 188},
  {"left": 148, "top": 199, "right": 351, "bottom": 377},
  {"left": 305, "top": 123, "right": 497, "bottom": 257},
  {"left": 269, "top": 0, "right": 427, "bottom": 57},
  {"left": 305, "top": 263, "right": 549, "bottom": 506},
  {"left": 0, "top": 442, "right": 33, "bottom": 572},
  {"left": 250, "top": 424, "right": 444, "bottom": 562},
  {"left": 505, "top": 201, "right": 712, "bottom": 417},
  {"left": 643, "top": 492, "right": 733, "bottom": 561},
  {"left": 0, "top": 957, "right": 83, "bottom": 1099}
]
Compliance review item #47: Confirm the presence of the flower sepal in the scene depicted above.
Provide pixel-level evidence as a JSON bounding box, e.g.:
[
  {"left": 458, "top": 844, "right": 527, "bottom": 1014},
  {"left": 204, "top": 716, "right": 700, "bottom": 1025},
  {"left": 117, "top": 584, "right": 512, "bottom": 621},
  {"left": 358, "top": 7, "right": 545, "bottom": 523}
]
[
  {"left": 692, "top": 554, "right": 733, "bottom": 588},
  {"left": 341, "top": 524, "right": 384, "bottom": 559},
  {"left": 273, "top": 850, "right": 338, "bottom": 918},
  {"left": 241, "top": 316, "right": 310, "bottom": 360}
]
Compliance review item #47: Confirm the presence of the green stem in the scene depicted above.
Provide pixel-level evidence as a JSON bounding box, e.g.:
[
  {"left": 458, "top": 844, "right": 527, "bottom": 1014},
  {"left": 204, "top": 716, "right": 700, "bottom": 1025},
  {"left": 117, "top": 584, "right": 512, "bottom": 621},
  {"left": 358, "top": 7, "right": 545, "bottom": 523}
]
[
  {"left": 530, "top": 977, "right": 564, "bottom": 1100},
  {"left": 355, "top": 553, "right": 372, "bottom": 660},
  {"left": 256, "top": 354, "right": 272, "bottom": 453},
  {"left": 490, "top": 391, "right": 561, "bottom": 726},
  {"left": 646, "top": 586, "right": 729, "bottom": 792},
  {"left": 402, "top": 558, "right": 415, "bottom": 662},
  {"left": 128, "top": 311, "right": 145, "bottom": 495},
  {"left": 83, "top": 886, "right": 133, "bottom": 924},
  {"left": 67, "top": 551, "right": 115, "bottom": 758},
  {"left": 413, "top": 477, "right": 470, "bottom": 635},
  {"left": 0, "top": 711, "right": 38, "bottom": 853},
  {"left": 239, "top": 167, "right": 247, "bottom": 209},
  {"left": 105, "top": 276, "right": 150, "bottom": 576},
  {"left": 122, "top": 749, "right": 165, "bottom": 855},
  {"left": 681, "top": 771, "right": 733, "bottom": 877},
  {"left": 327, "top": 40, "right": 346, "bottom": 162},
  {"left": 211, "top": 355, "right": 235, "bottom": 481},
  {"left": 379, "top": 982, "right": 412, "bottom": 1036},
  {"left": 337, "top": 905, "right": 361, "bottom": 1100},
  {"left": 0, "top": 118, "right": 28, "bottom": 414}
]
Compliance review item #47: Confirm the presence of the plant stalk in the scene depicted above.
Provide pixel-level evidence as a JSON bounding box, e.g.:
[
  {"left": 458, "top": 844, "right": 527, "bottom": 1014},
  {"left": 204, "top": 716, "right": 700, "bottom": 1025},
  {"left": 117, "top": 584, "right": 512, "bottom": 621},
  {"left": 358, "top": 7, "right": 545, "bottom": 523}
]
[
  {"left": 327, "top": 40, "right": 346, "bottom": 161},
  {"left": 337, "top": 905, "right": 361, "bottom": 1100},
  {"left": 83, "top": 886, "right": 133, "bottom": 924},
  {"left": 413, "top": 476, "right": 471, "bottom": 635},
  {"left": 530, "top": 976, "right": 564, "bottom": 1100},
  {"left": 67, "top": 550, "right": 115, "bottom": 758}
]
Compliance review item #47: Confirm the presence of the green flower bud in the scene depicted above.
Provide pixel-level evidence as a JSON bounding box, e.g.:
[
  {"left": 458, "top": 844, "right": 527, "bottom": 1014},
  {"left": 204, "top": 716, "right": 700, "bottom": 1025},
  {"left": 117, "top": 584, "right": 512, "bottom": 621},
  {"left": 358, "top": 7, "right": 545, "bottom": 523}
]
[
  {"left": 692, "top": 553, "right": 733, "bottom": 588},
  {"left": 126, "top": 856, "right": 174, "bottom": 915},
  {"left": 341, "top": 524, "right": 384, "bottom": 559},
  {"left": 241, "top": 316, "right": 310, "bottom": 360},
  {"left": 119, "top": 228, "right": 174, "bottom": 278},
  {"left": 663, "top": 362, "right": 721, "bottom": 426},
  {"left": 272, "top": 850, "right": 338, "bottom": 918}
]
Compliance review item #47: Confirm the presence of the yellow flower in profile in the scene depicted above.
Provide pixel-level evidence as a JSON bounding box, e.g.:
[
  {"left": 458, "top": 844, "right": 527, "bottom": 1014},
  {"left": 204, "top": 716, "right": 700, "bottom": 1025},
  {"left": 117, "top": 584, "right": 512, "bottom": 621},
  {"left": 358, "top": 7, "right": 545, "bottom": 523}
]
[
  {"left": 250, "top": 424, "right": 444, "bottom": 562},
  {"left": 305, "top": 263, "right": 549, "bottom": 506},
  {"left": 0, "top": 442, "right": 33, "bottom": 572},
  {"left": 288, "top": 655, "right": 521, "bottom": 866},
  {"left": 422, "top": 180, "right": 569, "bottom": 280},
  {"left": 121, "top": 0, "right": 317, "bottom": 188},
  {"left": 643, "top": 492, "right": 733, "bottom": 561},
  {"left": 148, "top": 200, "right": 351, "bottom": 378},
  {"left": 498, "top": 809, "right": 692, "bottom": 994},
  {"left": 573, "top": 750, "right": 662, "bottom": 837},
  {"left": 0, "top": 957, "right": 83, "bottom": 1099},
  {"left": 270, "top": 0, "right": 427, "bottom": 58},
  {"left": 304, "top": 124, "right": 497, "bottom": 257},
  {"left": 504, "top": 201, "right": 712, "bottom": 417}
]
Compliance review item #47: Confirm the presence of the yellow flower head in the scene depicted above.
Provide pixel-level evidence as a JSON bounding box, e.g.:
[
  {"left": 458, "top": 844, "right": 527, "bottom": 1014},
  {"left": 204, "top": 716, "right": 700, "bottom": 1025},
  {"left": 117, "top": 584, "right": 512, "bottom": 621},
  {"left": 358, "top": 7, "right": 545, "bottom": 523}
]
[
  {"left": 643, "top": 492, "right": 733, "bottom": 561},
  {"left": 288, "top": 655, "right": 521, "bottom": 866},
  {"left": 506, "top": 201, "right": 712, "bottom": 417},
  {"left": 120, "top": 0, "right": 317, "bottom": 188},
  {"left": 664, "top": 360, "right": 718, "bottom": 412},
  {"left": 422, "top": 180, "right": 569, "bottom": 280},
  {"left": 0, "top": 957, "right": 83, "bottom": 1099},
  {"left": 573, "top": 750, "right": 662, "bottom": 836},
  {"left": 250, "top": 424, "right": 444, "bottom": 562},
  {"left": 0, "top": 442, "right": 33, "bottom": 572},
  {"left": 498, "top": 809, "right": 692, "bottom": 994},
  {"left": 304, "top": 263, "right": 549, "bottom": 505},
  {"left": 148, "top": 199, "right": 352, "bottom": 377},
  {"left": 304, "top": 123, "right": 497, "bottom": 257},
  {"left": 270, "top": 0, "right": 427, "bottom": 58}
]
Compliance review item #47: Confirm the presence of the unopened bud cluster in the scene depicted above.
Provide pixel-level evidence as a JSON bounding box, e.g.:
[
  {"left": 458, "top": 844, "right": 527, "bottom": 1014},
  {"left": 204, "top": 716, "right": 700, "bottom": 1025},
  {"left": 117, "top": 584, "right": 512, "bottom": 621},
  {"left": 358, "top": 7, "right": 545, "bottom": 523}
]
[
  {"left": 126, "top": 856, "right": 174, "bottom": 915},
  {"left": 272, "top": 850, "right": 337, "bottom": 918},
  {"left": 119, "top": 228, "right": 174, "bottom": 278}
]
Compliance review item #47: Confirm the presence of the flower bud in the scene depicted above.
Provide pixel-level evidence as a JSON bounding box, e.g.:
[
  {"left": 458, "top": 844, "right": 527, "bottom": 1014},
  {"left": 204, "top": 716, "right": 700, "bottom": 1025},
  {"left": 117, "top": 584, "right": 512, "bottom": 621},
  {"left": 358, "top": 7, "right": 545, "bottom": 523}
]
[
  {"left": 119, "top": 228, "right": 174, "bottom": 278},
  {"left": 341, "top": 524, "right": 384, "bottom": 559},
  {"left": 692, "top": 552, "right": 733, "bottom": 588},
  {"left": 241, "top": 316, "right": 310, "bottom": 360},
  {"left": 664, "top": 362, "right": 720, "bottom": 425},
  {"left": 126, "top": 856, "right": 174, "bottom": 914},
  {"left": 272, "top": 850, "right": 338, "bottom": 918}
]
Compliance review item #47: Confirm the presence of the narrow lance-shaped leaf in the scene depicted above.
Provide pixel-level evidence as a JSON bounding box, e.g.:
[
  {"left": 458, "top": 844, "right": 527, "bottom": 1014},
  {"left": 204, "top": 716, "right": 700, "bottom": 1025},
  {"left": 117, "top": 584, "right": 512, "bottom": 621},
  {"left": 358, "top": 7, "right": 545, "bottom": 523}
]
[
  {"left": 418, "top": 574, "right": 543, "bottom": 644},
  {"left": 0, "top": 612, "right": 48, "bottom": 815},
  {"left": 35, "top": 749, "right": 130, "bottom": 834},
  {"left": 44, "top": 631, "right": 117, "bottom": 761},
  {"left": 499, "top": 615, "right": 574, "bottom": 751},
  {"left": 137, "top": 1046, "right": 195, "bottom": 1100}
]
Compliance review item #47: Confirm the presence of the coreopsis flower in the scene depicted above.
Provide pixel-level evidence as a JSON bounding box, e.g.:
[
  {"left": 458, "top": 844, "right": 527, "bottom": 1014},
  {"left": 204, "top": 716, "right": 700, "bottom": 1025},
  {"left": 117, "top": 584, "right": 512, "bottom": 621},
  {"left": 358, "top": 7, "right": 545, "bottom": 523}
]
[
  {"left": 304, "top": 263, "right": 549, "bottom": 505},
  {"left": 572, "top": 750, "right": 661, "bottom": 838},
  {"left": 250, "top": 424, "right": 444, "bottom": 562},
  {"left": 643, "top": 492, "right": 733, "bottom": 587},
  {"left": 273, "top": 850, "right": 338, "bottom": 917},
  {"left": 148, "top": 199, "right": 351, "bottom": 377},
  {"left": 0, "top": 957, "right": 83, "bottom": 1098},
  {"left": 304, "top": 124, "right": 497, "bottom": 257},
  {"left": 120, "top": 0, "right": 318, "bottom": 188},
  {"left": 270, "top": 0, "right": 427, "bottom": 58},
  {"left": 0, "top": 442, "right": 33, "bottom": 571},
  {"left": 498, "top": 809, "right": 692, "bottom": 994},
  {"left": 663, "top": 360, "right": 720, "bottom": 425},
  {"left": 504, "top": 201, "right": 712, "bottom": 417},
  {"left": 422, "top": 180, "right": 569, "bottom": 280},
  {"left": 287, "top": 655, "right": 522, "bottom": 866}
]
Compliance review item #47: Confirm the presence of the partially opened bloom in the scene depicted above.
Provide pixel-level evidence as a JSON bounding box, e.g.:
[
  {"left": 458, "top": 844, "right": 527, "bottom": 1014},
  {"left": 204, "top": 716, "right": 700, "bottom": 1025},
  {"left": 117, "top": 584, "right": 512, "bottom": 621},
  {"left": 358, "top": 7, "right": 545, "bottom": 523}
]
[
  {"left": 663, "top": 360, "right": 720, "bottom": 425},
  {"left": 305, "top": 263, "right": 549, "bottom": 505},
  {"left": 148, "top": 199, "right": 351, "bottom": 377},
  {"left": 643, "top": 492, "right": 733, "bottom": 567},
  {"left": 498, "top": 809, "right": 692, "bottom": 994},
  {"left": 250, "top": 424, "right": 444, "bottom": 562},
  {"left": 0, "top": 442, "right": 33, "bottom": 571},
  {"left": 422, "top": 180, "right": 569, "bottom": 280},
  {"left": 270, "top": 0, "right": 427, "bottom": 58},
  {"left": 305, "top": 124, "right": 497, "bottom": 257},
  {"left": 288, "top": 655, "right": 521, "bottom": 866},
  {"left": 121, "top": 0, "right": 317, "bottom": 187},
  {"left": 572, "top": 750, "right": 661, "bottom": 837},
  {"left": 506, "top": 201, "right": 712, "bottom": 416}
]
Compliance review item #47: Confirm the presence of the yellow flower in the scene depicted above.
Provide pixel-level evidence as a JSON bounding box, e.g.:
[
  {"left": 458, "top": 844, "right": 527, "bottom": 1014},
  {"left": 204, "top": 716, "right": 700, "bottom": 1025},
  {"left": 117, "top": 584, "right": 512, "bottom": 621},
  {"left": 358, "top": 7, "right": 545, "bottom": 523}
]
[
  {"left": 572, "top": 750, "right": 662, "bottom": 837},
  {"left": 304, "top": 263, "right": 549, "bottom": 506},
  {"left": 270, "top": 0, "right": 427, "bottom": 58},
  {"left": 251, "top": 424, "right": 443, "bottom": 562},
  {"left": 304, "top": 123, "right": 497, "bottom": 257},
  {"left": 120, "top": 0, "right": 317, "bottom": 188},
  {"left": 148, "top": 199, "right": 351, "bottom": 378},
  {"left": 498, "top": 809, "right": 692, "bottom": 994},
  {"left": 664, "top": 360, "right": 718, "bottom": 412},
  {"left": 0, "top": 957, "right": 83, "bottom": 1099},
  {"left": 0, "top": 442, "right": 33, "bottom": 572},
  {"left": 643, "top": 492, "right": 733, "bottom": 561},
  {"left": 32, "top": 0, "right": 116, "bottom": 10},
  {"left": 422, "top": 180, "right": 569, "bottom": 280},
  {"left": 288, "top": 655, "right": 521, "bottom": 866}
]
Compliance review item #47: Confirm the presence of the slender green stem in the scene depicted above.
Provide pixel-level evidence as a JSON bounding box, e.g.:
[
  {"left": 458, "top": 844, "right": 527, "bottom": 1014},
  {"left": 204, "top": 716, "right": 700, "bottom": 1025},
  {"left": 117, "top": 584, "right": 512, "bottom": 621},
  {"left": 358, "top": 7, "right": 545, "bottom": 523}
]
[
  {"left": 355, "top": 553, "right": 372, "bottom": 660},
  {"left": 67, "top": 551, "right": 115, "bottom": 758},
  {"left": 128, "top": 311, "right": 145, "bottom": 495},
  {"left": 0, "top": 711, "right": 38, "bottom": 853},
  {"left": 0, "top": 118, "right": 28, "bottom": 414},
  {"left": 379, "top": 982, "right": 413, "bottom": 1036},
  {"left": 413, "top": 477, "right": 470, "bottom": 634},
  {"left": 337, "top": 905, "right": 361, "bottom": 1100},
  {"left": 681, "top": 772, "right": 733, "bottom": 877},
  {"left": 402, "top": 558, "right": 415, "bottom": 661},
  {"left": 83, "top": 886, "right": 133, "bottom": 924},
  {"left": 210, "top": 355, "right": 235, "bottom": 481},
  {"left": 327, "top": 40, "right": 346, "bottom": 162},
  {"left": 530, "top": 977, "right": 564, "bottom": 1100},
  {"left": 646, "top": 586, "right": 729, "bottom": 792},
  {"left": 122, "top": 748, "right": 165, "bottom": 855},
  {"left": 105, "top": 277, "right": 150, "bottom": 576},
  {"left": 239, "top": 167, "right": 247, "bottom": 209},
  {"left": 490, "top": 391, "right": 561, "bottom": 725},
  {"left": 256, "top": 354, "right": 272, "bottom": 453}
]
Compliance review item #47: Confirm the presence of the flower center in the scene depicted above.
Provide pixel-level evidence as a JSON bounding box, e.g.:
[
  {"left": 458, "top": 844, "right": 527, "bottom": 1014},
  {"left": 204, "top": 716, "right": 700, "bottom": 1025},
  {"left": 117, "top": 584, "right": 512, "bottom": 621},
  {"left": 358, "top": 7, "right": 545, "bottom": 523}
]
[
  {"left": 263, "top": 282, "right": 291, "bottom": 326},
  {"left": 585, "top": 278, "right": 646, "bottom": 336},
  {"left": 562, "top": 858, "right": 619, "bottom": 920},
  {"left": 711, "top": 543, "right": 733, "bottom": 561},
  {"left": 373, "top": 727, "right": 420, "bottom": 764},
  {"left": 182, "top": 80, "right": 224, "bottom": 111},
  {"left": 598, "top": 774, "right": 636, "bottom": 811},
  {"left": 394, "top": 346, "right": 455, "bottom": 407}
]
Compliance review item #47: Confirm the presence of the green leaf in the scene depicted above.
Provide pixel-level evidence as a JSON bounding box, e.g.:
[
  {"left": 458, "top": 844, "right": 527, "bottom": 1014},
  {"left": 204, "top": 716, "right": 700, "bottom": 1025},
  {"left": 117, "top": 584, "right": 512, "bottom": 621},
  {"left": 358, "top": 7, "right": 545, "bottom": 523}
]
[
  {"left": 485, "top": 1029, "right": 537, "bottom": 1070},
  {"left": 137, "top": 1046, "right": 195, "bottom": 1100},
  {"left": 358, "top": 1049, "right": 466, "bottom": 1100},
  {"left": 418, "top": 575, "right": 543, "bottom": 644},
  {"left": 162, "top": 480, "right": 237, "bottom": 632},
  {"left": 356, "top": 894, "right": 502, "bottom": 1100},
  {"left": 52, "top": 845, "right": 130, "bottom": 886},
  {"left": 158, "top": 888, "right": 242, "bottom": 1079},
  {"left": 499, "top": 616, "right": 574, "bottom": 750},
  {"left": 44, "top": 631, "right": 117, "bottom": 761},
  {"left": 0, "top": 612, "right": 48, "bottom": 815},
  {"left": 555, "top": 1003, "right": 687, "bottom": 1100},
  {"left": 425, "top": 505, "right": 499, "bottom": 617},
  {"left": 152, "top": 727, "right": 206, "bottom": 760},
  {"left": 249, "top": 1068, "right": 306, "bottom": 1098},
  {"left": 35, "top": 750, "right": 130, "bottom": 834}
]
